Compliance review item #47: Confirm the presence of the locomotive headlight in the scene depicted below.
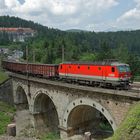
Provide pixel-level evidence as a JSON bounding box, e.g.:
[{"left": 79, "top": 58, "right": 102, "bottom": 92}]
[
  {"left": 125, "top": 74, "right": 128, "bottom": 77},
  {"left": 119, "top": 76, "right": 123, "bottom": 81}
]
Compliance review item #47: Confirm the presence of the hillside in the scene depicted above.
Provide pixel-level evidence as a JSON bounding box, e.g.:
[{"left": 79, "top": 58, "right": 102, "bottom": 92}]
[
  {"left": 66, "top": 29, "right": 89, "bottom": 32},
  {"left": 0, "top": 101, "right": 15, "bottom": 135},
  {"left": 0, "top": 16, "right": 59, "bottom": 33},
  {"left": 0, "top": 16, "right": 62, "bottom": 42},
  {"left": 107, "top": 102, "right": 140, "bottom": 140},
  {"left": 0, "top": 70, "right": 9, "bottom": 84},
  {"left": 0, "top": 16, "right": 140, "bottom": 78}
]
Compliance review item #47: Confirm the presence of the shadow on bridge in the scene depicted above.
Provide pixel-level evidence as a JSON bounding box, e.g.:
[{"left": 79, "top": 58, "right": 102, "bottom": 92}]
[
  {"left": 67, "top": 105, "right": 114, "bottom": 139},
  {"left": 15, "top": 86, "right": 29, "bottom": 110},
  {"left": 33, "top": 92, "right": 60, "bottom": 136}
]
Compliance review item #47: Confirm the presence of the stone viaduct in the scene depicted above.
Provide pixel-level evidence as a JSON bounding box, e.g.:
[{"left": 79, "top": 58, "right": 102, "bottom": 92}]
[{"left": 10, "top": 73, "right": 140, "bottom": 139}]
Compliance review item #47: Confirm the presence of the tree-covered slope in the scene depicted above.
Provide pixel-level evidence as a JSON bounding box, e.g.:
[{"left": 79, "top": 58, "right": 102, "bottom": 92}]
[
  {"left": 0, "top": 16, "right": 140, "bottom": 78},
  {"left": 107, "top": 102, "right": 140, "bottom": 140},
  {"left": 0, "top": 16, "right": 58, "bottom": 32},
  {"left": 0, "top": 15, "right": 63, "bottom": 42}
]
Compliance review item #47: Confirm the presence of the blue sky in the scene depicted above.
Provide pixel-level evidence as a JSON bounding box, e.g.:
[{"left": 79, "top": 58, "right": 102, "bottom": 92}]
[{"left": 1, "top": 0, "right": 140, "bottom": 31}]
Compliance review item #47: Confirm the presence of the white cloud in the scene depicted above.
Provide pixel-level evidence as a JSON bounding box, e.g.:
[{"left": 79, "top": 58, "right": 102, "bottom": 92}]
[
  {"left": 0, "top": 0, "right": 118, "bottom": 30},
  {"left": 45, "top": 1, "right": 78, "bottom": 16},
  {"left": 5, "top": 0, "right": 20, "bottom": 8},
  {"left": 117, "top": 0, "right": 140, "bottom": 28},
  {"left": 12, "top": 0, "right": 118, "bottom": 16},
  {"left": 117, "top": 8, "right": 140, "bottom": 22}
]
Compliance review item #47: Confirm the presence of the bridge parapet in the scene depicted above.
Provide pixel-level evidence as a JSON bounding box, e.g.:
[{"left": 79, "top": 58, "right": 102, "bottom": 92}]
[{"left": 10, "top": 72, "right": 140, "bottom": 99}]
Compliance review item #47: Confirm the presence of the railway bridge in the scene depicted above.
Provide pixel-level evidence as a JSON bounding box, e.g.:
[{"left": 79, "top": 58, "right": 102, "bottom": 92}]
[{"left": 10, "top": 72, "right": 140, "bottom": 139}]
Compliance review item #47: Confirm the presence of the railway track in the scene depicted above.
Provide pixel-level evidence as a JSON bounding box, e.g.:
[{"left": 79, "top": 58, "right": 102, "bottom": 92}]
[
  {"left": 130, "top": 82, "right": 140, "bottom": 88},
  {"left": 128, "top": 82, "right": 140, "bottom": 93},
  {"left": 10, "top": 72, "right": 140, "bottom": 100},
  {"left": 133, "top": 82, "right": 140, "bottom": 87},
  {"left": 8, "top": 70, "right": 140, "bottom": 94}
]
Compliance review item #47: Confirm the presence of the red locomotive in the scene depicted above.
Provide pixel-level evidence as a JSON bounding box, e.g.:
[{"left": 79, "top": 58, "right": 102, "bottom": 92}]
[
  {"left": 59, "top": 61, "right": 131, "bottom": 88},
  {"left": 2, "top": 60, "right": 132, "bottom": 89}
]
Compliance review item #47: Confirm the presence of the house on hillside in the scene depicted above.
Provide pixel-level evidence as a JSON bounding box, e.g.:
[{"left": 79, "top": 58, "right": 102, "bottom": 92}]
[
  {"left": 0, "top": 48, "right": 9, "bottom": 54},
  {"left": 0, "top": 27, "right": 35, "bottom": 42},
  {"left": 7, "top": 50, "right": 23, "bottom": 61}
]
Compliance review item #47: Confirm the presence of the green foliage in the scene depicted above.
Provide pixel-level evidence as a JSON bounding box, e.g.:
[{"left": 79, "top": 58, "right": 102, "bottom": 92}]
[
  {"left": 0, "top": 112, "right": 10, "bottom": 135},
  {"left": 0, "top": 70, "right": 9, "bottom": 84},
  {"left": 54, "top": 58, "right": 62, "bottom": 64},
  {"left": 107, "top": 102, "right": 140, "bottom": 140},
  {"left": 0, "top": 101, "right": 15, "bottom": 135},
  {"left": 134, "top": 76, "right": 140, "bottom": 82},
  {"left": 8, "top": 44, "right": 21, "bottom": 51},
  {"left": 0, "top": 31, "right": 11, "bottom": 45},
  {"left": 99, "top": 122, "right": 113, "bottom": 131},
  {"left": 113, "top": 43, "right": 129, "bottom": 62},
  {"left": 41, "top": 132, "right": 60, "bottom": 140},
  {"left": 80, "top": 53, "right": 96, "bottom": 61},
  {"left": 97, "top": 41, "right": 113, "bottom": 60}
]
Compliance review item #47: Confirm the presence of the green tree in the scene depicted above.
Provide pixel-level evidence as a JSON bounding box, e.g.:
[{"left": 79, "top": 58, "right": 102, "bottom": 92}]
[
  {"left": 97, "top": 41, "right": 113, "bottom": 60},
  {"left": 80, "top": 53, "right": 97, "bottom": 61},
  {"left": 113, "top": 43, "right": 129, "bottom": 63}
]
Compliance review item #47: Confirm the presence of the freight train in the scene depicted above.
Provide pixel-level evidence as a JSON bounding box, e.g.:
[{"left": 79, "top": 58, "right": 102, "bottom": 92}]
[{"left": 2, "top": 60, "right": 132, "bottom": 89}]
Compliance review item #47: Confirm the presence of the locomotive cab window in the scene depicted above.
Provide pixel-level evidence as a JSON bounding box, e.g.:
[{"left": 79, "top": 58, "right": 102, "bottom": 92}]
[
  {"left": 88, "top": 66, "right": 90, "bottom": 70},
  {"left": 98, "top": 67, "right": 101, "bottom": 70},
  {"left": 112, "top": 67, "right": 115, "bottom": 72},
  {"left": 60, "top": 65, "right": 62, "bottom": 69},
  {"left": 78, "top": 66, "right": 80, "bottom": 69}
]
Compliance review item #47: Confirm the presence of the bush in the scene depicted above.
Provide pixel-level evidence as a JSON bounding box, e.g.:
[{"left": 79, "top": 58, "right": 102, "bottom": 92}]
[
  {"left": 41, "top": 132, "right": 60, "bottom": 140},
  {"left": 0, "top": 102, "right": 15, "bottom": 135},
  {"left": 107, "top": 102, "right": 140, "bottom": 140},
  {"left": 0, "top": 70, "right": 9, "bottom": 84}
]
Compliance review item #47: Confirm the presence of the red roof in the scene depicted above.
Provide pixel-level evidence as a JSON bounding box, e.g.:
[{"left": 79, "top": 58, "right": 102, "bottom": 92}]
[{"left": 0, "top": 27, "right": 34, "bottom": 33}]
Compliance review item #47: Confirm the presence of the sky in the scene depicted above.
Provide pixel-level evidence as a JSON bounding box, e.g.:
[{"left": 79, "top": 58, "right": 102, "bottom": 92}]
[{"left": 0, "top": 0, "right": 140, "bottom": 31}]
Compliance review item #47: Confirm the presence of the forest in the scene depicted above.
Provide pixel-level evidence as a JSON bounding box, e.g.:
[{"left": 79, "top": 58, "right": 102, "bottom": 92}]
[{"left": 0, "top": 16, "right": 140, "bottom": 79}]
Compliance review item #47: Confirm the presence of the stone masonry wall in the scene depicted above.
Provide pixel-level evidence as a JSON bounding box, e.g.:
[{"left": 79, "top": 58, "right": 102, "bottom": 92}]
[
  {"left": 0, "top": 79, "right": 14, "bottom": 105},
  {"left": 12, "top": 76, "right": 138, "bottom": 138}
]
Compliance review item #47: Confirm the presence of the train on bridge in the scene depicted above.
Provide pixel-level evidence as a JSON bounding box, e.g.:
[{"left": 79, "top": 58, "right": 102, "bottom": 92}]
[{"left": 2, "top": 60, "right": 132, "bottom": 89}]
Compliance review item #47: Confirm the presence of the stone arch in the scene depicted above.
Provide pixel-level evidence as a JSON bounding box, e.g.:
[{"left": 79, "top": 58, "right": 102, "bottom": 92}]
[
  {"left": 15, "top": 85, "right": 29, "bottom": 110},
  {"left": 33, "top": 91, "right": 60, "bottom": 135},
  {"left": 63, "top": 98, "right": 117, "bottom": 136}
]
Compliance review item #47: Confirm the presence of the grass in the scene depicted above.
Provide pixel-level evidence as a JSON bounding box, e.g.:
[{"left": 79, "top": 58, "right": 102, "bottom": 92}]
[
  {"left": 0, "top": 101, "right": 15, "bottom": 135},
  {"left": 134, "top": 76, "right": 140, "bottom": 82},
  {"left": 0, "top": 70, "right": 9, "bottom": 84},
  {"left": 41, "top": 132, "right": 60, "bottom": 140},
  {"left": 106, "top": 102, "right": 140, "bottom": 140}
]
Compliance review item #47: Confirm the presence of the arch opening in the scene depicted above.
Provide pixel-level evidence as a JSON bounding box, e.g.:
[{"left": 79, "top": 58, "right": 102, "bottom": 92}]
[
  {"left": 16, "top": 86, "right": 29, "bottom": 110},
  {"left": 33, "top": 93, "right": 59, "bottom": 136},
  {"left": 67, "top": 105, "right": 114, "bottom": 139}
]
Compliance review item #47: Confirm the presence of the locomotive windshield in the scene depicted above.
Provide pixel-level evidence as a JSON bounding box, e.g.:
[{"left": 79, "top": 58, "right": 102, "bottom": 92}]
[
  {"left": 126, "top": 66, "right": 130, "bottom": 72},
  {"left": 117, "top": 65, "right": 130, "bottom": 72}
]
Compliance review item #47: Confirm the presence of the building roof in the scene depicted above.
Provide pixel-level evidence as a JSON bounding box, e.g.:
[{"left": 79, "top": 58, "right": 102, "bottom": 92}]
[{"left": 0, "top": 27, "right": 34, "bottom": 33}]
